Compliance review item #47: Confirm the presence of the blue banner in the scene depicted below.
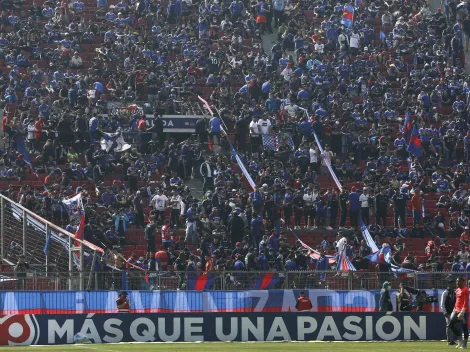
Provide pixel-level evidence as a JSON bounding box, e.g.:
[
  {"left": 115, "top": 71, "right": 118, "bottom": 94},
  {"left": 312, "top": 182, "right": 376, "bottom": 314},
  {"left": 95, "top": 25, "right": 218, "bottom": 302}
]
[
  {"left": 0, "top": 312, "right": 445, "bottom": 345},
  {"left": 0, "top": 289, "right": 445, "bottom": 315}
]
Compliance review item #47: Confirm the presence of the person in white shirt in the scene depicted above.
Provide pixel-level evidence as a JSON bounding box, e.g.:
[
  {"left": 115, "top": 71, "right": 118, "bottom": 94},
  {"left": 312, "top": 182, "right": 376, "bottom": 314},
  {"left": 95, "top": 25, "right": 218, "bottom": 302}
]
[
  {"left": 257, "top": 116, "right": 271, "bottom": 134},
  {"left": 249, "top": 116, "right": 261, "bottom": 154},
  {"left": 284, "top": 100, "right": 298, "bottom": 117},
  {"left": 349, "top": 30, "right": 360, "bottom": 55},
  {"left": 230, "top": 57, "right": 242, "bottom": 68},
  {"left": 281, "top": 65, "right": 293, "bottom": 81},
  {"left": 69, "top": 52, "right": 83, "bottom": 68},
  {"left": 303, "top": 188, "right": 316, "bottom": 229},
  {"left": 458, "top": 244, "right": 469, "bottom": 265},
  {"left": 338, "top": 29, "right": 349, "bottom": 52},
  {"left": 27, "top": 120, "right": 36, "bottom": 149},
  {"left": 169, "top": 190, "right": 182, "bottom": 228},
  {"left": 314, "top": 41, "right": 324, "bottom": 54},
  {"left": 321, "top": 146, "right": 334, "bottom": 175},
  {"left": 249, "top": 116, "right": 260, "bottom": 135},
  {"left": 359, "top": 188, "right": 371, "bottom": 225},
  {"left": 309, "top": 145, "right": 318, "bottom": 168},
  {"left": 151, "top": 189, "right": 168, "bottom": 224}
]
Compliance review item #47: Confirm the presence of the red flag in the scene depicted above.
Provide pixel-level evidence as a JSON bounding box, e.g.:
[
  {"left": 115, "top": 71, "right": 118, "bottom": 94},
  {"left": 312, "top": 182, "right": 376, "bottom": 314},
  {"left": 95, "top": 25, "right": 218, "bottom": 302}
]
[
  {"left": 197, "top": 95, "right": 214, "bottom": 115},
  {"left": 74, "top": 215, "right": 85, "bottom": 241}
]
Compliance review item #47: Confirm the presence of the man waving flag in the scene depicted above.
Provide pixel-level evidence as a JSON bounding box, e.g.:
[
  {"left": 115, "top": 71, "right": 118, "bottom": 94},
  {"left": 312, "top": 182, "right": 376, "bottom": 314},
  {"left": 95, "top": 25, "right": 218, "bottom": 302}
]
[{"left": 406, "top": 127, "right": 423, "bottom": 158}]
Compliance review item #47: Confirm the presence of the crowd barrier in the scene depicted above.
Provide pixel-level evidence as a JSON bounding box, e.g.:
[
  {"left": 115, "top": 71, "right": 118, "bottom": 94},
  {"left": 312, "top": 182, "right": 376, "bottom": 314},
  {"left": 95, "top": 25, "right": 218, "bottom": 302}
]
[
  {"left": 0, "top": 289, "right": 445, "bottom": 314},
  {"left": 0, "top": 270, "right": 459, "bottom": 292},
  {"left": 0, "top": 312, "right": 446, "bottom": 345}
]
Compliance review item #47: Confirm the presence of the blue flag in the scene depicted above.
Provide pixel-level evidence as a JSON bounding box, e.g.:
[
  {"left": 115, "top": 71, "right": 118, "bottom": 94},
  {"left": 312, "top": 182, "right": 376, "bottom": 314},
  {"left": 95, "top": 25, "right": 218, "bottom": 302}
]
[
  {"left": 366, "top": 245, "right": 392, "bottom": 264},
  {"left": 15, "top": 135, "right": 37, "bottom": 175},
  {"left": 252, "top": 273, "right": 280, "bottom": 289},
  {"left": 380, "top": 31, "right": 386, "bottom": 40},
  {"left": 43, "top": 231, "right": 51, "bottom": 255},
  {"left": 402, "top": 112, "right": 412, "bottom": 141},
  {"left": 187, "top": 273, "right": 215, "bottom": 290},
  {"left": 341, "top": 4, "right": 354, "bottom": 28},
  {"left": 407, "top": 127, "right": 423, "bottom": 158}
]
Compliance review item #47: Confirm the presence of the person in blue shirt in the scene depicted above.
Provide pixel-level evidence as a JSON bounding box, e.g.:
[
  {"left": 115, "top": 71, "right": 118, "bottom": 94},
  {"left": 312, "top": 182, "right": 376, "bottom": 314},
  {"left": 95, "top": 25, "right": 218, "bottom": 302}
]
[
  {"left": 394, "top": 133, "right": 406, "bottom": 158},
  {"left": 231, "top": 0, "right": 244, "bottom": 21},
  {"left": 39, "top": 103, "right": 50, "bottom": 119},
  {"left": 250, "top": 188, "right": 264, "bottom": 214},
  {"left": 42, "top": 4, "right": 54, "bottom": 18},
  {"left": 298, "top": 117, "right": 311, "bottom": 142},
  {"left": 105, "top": 11, "right": 116, "bottom": 22},
  {"left": 258, "top": 250, "right": 268, "bottom": 270},
  {"left": 284, "top": 254, "right": 296, "bottom": 270},
  {"left": 251, "top": 212, "right": 263, "bottom": 247},
  {"left": 452, "top": 257, "right": 464, "bottom": 272},
  {"left": 297, "top": 88, "right": 309, "bottom": 101},
  {"left": 185, "top": 203, "right": 198, "bottom": 244},
  {"left": 348, "top": 186, "right": 360, "bottom": 229},
  {"left": 261, "top": 79, "right": 272, "bottom": 98},
  {"left": 209, "top": 115, "right": 221, "bottom": 145},
  {"left": 73, "top": 1, "right": 85, "bottom": 13},
  {"left": 272, "top": 0, "right": 286, "bottom": 27}
]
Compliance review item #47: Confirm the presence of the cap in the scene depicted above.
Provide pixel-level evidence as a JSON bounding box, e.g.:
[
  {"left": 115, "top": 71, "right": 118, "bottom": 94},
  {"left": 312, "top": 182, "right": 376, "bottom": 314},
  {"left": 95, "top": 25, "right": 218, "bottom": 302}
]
[
  {"left": 447, "top": 276, "right": 455, "bottom": 283},
  {"left": 382, "top": 281, "right": 391, "bottom": 289}
]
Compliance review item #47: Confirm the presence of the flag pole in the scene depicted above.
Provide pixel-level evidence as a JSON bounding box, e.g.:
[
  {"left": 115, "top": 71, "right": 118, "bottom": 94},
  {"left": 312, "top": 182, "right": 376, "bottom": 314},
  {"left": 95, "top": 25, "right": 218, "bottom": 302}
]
[{"left": 45, "top": 223, "right": 49, "bottom": 278}]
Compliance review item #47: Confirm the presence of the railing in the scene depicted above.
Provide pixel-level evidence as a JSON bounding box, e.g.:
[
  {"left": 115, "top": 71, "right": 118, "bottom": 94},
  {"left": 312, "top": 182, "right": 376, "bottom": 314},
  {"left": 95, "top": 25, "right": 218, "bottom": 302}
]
[
  {"left": 0, "top": 194, "right": 103, "bottom": 291},
  {"left": 0, "top": 270, "right": 462, "bottom": 292}
]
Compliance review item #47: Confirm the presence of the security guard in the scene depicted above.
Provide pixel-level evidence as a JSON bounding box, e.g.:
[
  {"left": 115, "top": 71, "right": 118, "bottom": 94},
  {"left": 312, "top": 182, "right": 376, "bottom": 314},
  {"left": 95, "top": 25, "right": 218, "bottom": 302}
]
[
  {"left": 441, "top": 276, "right": 457, "bottom": 345},
  {"left": 116, "top": 291, "right": 130, "bottom": 313},
  {"left": 295, "top": 291, "right": 312, "bottom": 312}
]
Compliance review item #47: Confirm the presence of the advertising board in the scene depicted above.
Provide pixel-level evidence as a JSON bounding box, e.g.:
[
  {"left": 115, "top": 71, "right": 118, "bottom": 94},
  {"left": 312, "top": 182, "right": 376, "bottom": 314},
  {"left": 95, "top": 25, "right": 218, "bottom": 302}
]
[{"left": 0, "top": 312, "right": 446, "bottom": 346}]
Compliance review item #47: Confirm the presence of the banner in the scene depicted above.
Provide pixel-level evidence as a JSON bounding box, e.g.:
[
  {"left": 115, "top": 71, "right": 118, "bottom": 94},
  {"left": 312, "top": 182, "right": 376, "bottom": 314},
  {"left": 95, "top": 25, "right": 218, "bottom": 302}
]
[
  {"left": 262, "top": 134, "right": 294, "bottom": 151},
  {"left": 341, "top": 4, "right": 354, "bottom": 28},
  {"left": 0, "top": 289, "right": 445, "bottom": 315},
  {"left": 0, "top": 312, "right": 445, "bottom": 345},
  {"left": 100, "top": 130, "right": 132, "bottom": 153}
]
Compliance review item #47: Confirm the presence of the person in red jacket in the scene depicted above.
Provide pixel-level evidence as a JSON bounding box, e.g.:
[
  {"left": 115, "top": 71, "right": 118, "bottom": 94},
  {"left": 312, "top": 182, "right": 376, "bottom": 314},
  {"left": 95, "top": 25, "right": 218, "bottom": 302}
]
[
  {"left": 295, "top": 291, "right": 312, "bottom": 312},
  {"left": 448, "top": 277, "right": 469, "bottom": 348},
  {"left": 116, "top": 291, "right": 130, "bottom": 313}
]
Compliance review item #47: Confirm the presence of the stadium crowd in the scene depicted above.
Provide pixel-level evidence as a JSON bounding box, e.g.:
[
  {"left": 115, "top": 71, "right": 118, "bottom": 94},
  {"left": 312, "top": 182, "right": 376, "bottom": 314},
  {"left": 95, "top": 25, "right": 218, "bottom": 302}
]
[{"left": 2, "top": 0, "right": 470, "bottom": 281}]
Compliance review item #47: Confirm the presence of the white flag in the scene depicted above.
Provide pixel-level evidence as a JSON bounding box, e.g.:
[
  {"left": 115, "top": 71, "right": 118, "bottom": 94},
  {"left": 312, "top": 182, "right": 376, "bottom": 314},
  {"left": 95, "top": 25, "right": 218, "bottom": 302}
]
[{"left": 100, "top": 130, "right": 131, "bottom": 153}]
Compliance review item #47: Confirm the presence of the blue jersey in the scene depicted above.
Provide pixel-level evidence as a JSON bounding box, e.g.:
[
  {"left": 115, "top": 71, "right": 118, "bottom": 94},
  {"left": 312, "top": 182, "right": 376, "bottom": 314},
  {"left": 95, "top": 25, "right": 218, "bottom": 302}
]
[{"left": 73, "top": 2, "right": 85, "bottom": 12}]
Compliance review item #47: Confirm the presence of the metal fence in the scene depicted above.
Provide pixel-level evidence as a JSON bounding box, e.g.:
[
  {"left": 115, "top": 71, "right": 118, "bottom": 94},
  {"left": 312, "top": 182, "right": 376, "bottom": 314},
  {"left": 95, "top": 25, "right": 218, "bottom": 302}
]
[
  {"left": 0, "top": 270, "right": 463, "bottom": 292},
  {"left": 0, "top": 194, "right": 104, "bottom": 290}
]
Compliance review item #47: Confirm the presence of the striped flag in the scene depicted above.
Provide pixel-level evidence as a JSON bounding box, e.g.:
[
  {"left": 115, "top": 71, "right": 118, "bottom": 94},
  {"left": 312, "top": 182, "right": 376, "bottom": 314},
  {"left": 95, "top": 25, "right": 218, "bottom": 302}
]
[
  {"left": 198, "top": 95, "right": 214, "bottom": 116},
  {"left": 252, "top": 273, "right": 280, "bottom": 290},
  {"left": 262, "top": 134, "right": 294, "bottom": 151},
  {"left": 336, "top": 250, "right": 357, "bottom": 271},
  {"left": 289, "top": 229, "right": 336, "bottom": 264},
  {"left": 360, "top": 219, "right": 379, "bottom": 253},
  {"left": 228, "top": 140, "right": 256, "bottom": 190}
]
